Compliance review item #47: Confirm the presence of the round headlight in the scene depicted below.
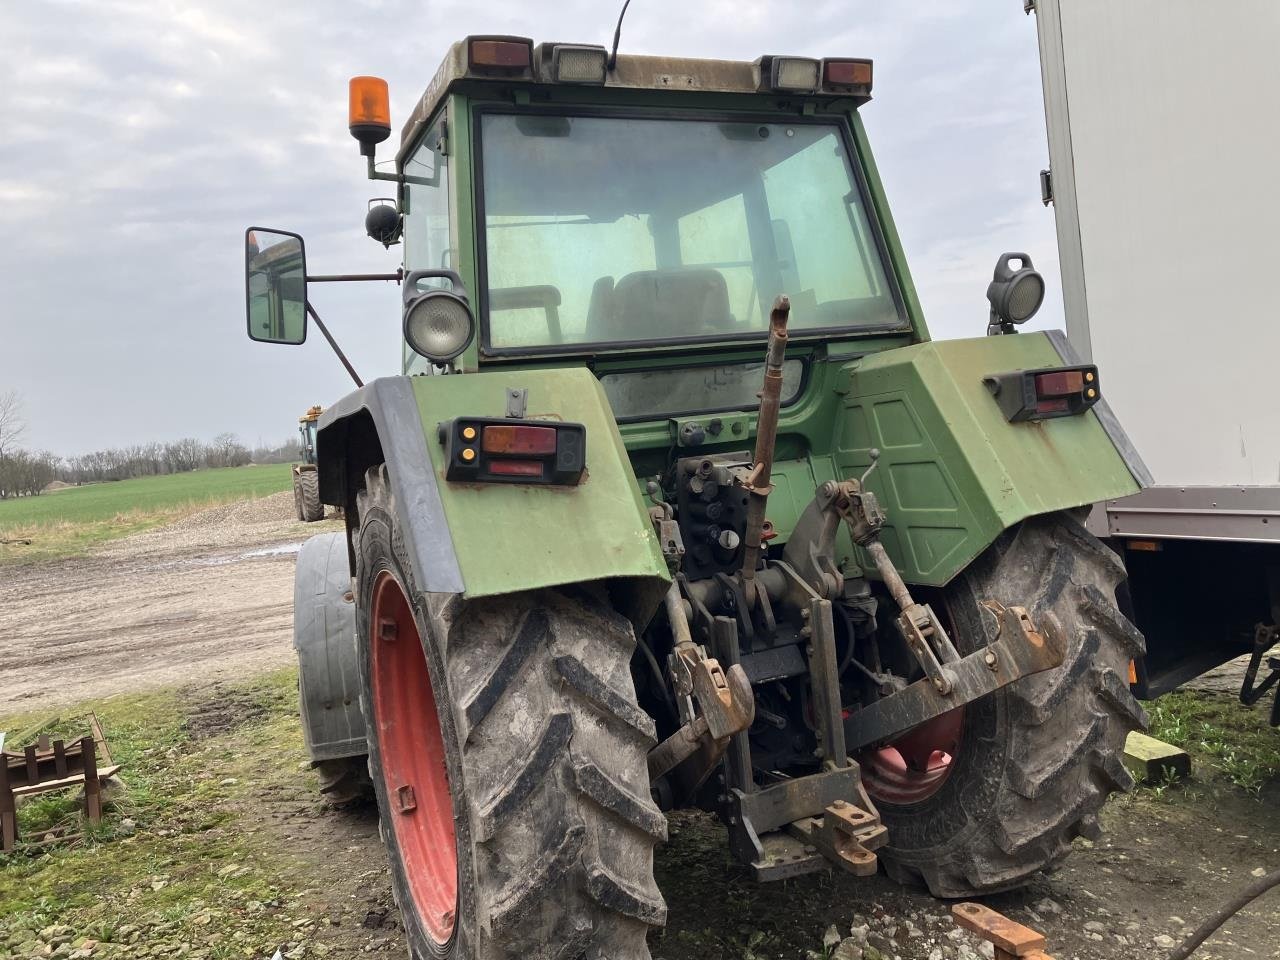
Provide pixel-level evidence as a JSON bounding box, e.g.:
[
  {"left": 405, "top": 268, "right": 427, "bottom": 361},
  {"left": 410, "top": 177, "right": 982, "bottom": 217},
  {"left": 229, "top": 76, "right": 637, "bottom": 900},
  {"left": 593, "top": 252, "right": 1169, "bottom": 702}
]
[
  {"left": 403, "top": 291, "right": 474, "bottom": 362},
  {"left": 1004, "top": 271, "right": 1045, "bottom": 323}
]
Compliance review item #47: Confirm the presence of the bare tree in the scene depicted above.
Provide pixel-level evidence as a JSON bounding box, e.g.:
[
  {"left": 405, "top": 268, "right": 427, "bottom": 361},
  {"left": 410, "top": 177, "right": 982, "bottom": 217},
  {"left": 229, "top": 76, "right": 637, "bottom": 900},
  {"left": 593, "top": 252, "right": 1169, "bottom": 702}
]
[{"left": 0, "top": 390, "right": 26, "bottom": 461}]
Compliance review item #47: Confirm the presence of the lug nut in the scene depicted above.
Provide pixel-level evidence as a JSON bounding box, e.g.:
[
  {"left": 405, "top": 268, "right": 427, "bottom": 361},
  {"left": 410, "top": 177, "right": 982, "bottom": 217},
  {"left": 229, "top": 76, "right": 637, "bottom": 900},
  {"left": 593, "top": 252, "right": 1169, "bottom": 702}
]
[{"left": 396, "top": 784, "right": 417, "bottom": 813}]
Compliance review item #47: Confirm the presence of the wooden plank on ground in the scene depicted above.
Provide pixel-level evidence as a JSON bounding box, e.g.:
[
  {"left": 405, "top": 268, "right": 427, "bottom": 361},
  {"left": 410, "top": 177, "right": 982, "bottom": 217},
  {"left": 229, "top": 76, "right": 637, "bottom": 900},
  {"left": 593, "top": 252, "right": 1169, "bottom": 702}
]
[
  {"left": 1123, "top": 730, "right": 1191, "bottom": 784},
  {"left": 11, "top": 765, "right": 121, "bottom": 799}
]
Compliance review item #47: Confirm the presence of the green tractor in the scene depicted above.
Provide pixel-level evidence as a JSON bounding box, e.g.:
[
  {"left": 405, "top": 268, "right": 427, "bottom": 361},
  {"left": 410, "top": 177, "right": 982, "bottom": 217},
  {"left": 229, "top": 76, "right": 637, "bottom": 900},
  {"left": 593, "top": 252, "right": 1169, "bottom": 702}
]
[
  {"left": 246, "top": 37, "right": 1148, "bottom": 960},
  {"left": 293, "top": 404, "right": 325, "bottom": 523}
]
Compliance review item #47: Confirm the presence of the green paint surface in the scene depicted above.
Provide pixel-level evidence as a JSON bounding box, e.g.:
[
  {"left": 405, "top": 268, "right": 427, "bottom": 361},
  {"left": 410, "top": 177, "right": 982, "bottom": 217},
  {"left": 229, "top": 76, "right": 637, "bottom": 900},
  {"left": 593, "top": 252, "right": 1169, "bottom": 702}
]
[
  {"left": 836, "top": 332, "right": 1141, "bottom": 585},
  {"left": 410, "top": 367, "right": 670, "bottom": 608}
]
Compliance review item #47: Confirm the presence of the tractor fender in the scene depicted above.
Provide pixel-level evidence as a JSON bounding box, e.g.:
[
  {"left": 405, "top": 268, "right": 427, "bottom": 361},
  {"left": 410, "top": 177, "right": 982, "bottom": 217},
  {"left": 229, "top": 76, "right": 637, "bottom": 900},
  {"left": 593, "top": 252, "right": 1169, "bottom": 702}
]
[
  {"left": 293, "top": 532, "right": 366, "bottom": 762},
  {"left": 835, "top": 330, "right": 1151, "bottom": 587},
  {"left": 316, "top": 371, "right": 670, "bottom": 626}
]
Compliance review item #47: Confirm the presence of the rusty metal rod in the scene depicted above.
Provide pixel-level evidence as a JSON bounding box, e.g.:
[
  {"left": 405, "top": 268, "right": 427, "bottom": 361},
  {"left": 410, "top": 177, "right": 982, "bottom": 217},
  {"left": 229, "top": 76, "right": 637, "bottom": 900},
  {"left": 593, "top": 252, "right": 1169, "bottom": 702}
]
[
  {"left": 864, "top": 540, "right": 914, "bottom": 612},
  {"left": 664, "top": 581, "right": 695, "bottom": 652},
  {"left": 740, "top": 296, "right": 790, "bottom": 593}
]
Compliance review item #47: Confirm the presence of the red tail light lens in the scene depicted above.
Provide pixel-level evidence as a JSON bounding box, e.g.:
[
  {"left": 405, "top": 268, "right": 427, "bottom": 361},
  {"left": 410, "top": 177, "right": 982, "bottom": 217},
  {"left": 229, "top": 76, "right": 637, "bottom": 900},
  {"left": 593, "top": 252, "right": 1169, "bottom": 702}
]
[
  {"left": 482, "top": 424, "right": 557, "bottom": 455},
  {"left": 488, "top": 459, "right": 545, "bottom": 478},
  {"left": 1034, "top": 370, "right": 1085, "bottom": 396}
]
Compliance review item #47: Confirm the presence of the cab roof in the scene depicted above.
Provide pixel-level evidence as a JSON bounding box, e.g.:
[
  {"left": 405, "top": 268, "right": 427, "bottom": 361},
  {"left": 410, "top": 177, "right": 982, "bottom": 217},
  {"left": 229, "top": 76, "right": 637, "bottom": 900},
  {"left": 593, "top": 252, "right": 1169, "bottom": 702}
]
[{"left": 398, "top": 36, "right": 872, "bottom": 157}]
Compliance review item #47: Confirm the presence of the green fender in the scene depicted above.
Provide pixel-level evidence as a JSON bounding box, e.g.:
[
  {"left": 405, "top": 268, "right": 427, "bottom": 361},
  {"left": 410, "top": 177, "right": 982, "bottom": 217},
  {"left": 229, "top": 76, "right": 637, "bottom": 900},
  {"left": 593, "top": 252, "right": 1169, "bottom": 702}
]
[
  {"left": 317, "top": 369, "right": 670, "bottom": 625},
  {"left": 833, "top": 330, "right": 1149, "bottom": 587}
]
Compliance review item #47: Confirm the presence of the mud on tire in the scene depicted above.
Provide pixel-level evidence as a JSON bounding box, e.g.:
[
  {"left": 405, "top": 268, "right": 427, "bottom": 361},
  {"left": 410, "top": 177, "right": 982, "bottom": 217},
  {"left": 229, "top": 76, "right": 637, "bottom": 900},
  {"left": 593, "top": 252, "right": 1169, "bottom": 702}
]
[
  {"left": 354, "top": 464, "right": 667, "bottom": 960},
  {"left": 873, "top": 512, "right": 1147, "bottom": 897}
]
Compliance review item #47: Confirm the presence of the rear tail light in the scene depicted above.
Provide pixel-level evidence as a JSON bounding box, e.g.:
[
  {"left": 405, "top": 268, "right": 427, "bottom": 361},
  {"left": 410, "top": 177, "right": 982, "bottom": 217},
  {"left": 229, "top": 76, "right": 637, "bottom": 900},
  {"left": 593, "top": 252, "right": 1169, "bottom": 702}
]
[
  {"left": 481, "top": 424, "right": 558, "bottom": 455},
  {"left": 984, "top": 365, "right": 1101, "bottom": 422},
  {"left": 822, "top": 58, "right": 873, "bottom": 93},
  {"left": 467, "top": 36, "right": 534, "bottom": 75},
  {"left": 488, "top": 459, "right": 546, "bottom": 478},
  {"left": 439, "top": 417, "right": 586, "bottom": 485}
]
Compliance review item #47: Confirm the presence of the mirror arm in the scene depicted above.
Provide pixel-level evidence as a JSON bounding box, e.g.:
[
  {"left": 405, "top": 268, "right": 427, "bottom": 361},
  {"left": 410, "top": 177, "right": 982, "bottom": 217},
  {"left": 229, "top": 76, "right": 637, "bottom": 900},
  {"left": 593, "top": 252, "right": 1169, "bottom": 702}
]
[
  {"left": 365, "top": 155, "right": 434, "bottom": 187},
  {"left": 305, "top": 301, "right": 364, "bottom": 388},
  {"left": 307, "top": 270, "right": 403, "bottom": 283}
]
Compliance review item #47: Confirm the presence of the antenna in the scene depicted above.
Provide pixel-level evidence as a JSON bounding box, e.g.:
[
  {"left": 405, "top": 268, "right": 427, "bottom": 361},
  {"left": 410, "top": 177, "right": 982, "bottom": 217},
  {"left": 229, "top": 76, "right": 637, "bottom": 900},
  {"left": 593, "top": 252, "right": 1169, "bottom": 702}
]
[{"left": 607, "top": 0, "right": 633, "bottom": 71}]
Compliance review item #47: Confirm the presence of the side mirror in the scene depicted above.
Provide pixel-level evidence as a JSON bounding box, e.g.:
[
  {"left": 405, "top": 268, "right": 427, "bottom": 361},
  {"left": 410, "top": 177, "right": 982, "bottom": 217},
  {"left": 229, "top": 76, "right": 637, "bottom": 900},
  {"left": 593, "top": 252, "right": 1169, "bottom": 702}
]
[{"left": 245, "top": 227, "right": 308, "bottom": 344}]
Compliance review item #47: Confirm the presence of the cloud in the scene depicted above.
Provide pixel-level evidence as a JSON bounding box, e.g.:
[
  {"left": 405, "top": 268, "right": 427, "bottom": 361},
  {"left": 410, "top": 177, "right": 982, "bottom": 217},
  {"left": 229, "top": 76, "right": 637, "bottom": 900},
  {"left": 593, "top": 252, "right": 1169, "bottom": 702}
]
[{"left": 0, "top": 0, "right": 1061, "bottom": 455}]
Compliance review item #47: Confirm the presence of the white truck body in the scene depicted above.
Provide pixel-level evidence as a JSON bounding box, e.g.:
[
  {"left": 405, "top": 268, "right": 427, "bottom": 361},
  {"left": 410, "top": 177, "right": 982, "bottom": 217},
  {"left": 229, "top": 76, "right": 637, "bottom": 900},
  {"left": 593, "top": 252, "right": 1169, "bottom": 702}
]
[{"left": 1031, "top": 0, "right": 1280, "bottom": 543}]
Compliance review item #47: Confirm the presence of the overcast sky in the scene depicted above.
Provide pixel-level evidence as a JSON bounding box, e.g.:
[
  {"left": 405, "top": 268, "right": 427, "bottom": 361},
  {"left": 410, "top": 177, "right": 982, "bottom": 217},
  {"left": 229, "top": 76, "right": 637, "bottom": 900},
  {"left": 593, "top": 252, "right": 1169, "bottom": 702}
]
[{"left": 1, "top": 0, "right": 1060, "bottom": 456}]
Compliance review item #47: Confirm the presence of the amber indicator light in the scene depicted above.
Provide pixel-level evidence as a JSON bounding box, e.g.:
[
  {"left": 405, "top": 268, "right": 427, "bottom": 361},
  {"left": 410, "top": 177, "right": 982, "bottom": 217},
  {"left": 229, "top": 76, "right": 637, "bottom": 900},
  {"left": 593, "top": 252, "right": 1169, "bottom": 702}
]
[
  {"left": 348, "top": 76, "right": 391, "bottom": 129},
  {"left": 1126, "top": 539, "right": 1162, "bottom": 552},
  {"left": 470, "top": 39, "right": 532, "bottom": 69},
  {"left": 824, "top": 60, "right": 872, "bottom": 87},
  {"left": 482, "top": 424, "right": 557, "bottom": 455}
]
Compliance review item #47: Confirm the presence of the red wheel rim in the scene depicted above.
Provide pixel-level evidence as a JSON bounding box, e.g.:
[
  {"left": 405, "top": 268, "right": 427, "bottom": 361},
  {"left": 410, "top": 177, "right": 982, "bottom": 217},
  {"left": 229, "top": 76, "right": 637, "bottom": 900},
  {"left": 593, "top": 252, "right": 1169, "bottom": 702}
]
[
  {"left": 861, "top": 707, "right": 964, "bottom": 805},
  {"left": 370, "top": 570, "right": 458, "bottom": 944}
]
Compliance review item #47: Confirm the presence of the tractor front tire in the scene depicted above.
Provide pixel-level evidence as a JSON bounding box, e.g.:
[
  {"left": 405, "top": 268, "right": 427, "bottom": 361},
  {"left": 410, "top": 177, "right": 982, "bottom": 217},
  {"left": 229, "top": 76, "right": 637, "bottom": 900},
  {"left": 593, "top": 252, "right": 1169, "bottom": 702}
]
[
  {"left": 867, "top": 512, "right": 1147, "bottom": 897},
  {"left": 354, "top": 465, "right": 667, "bottom": 960}
]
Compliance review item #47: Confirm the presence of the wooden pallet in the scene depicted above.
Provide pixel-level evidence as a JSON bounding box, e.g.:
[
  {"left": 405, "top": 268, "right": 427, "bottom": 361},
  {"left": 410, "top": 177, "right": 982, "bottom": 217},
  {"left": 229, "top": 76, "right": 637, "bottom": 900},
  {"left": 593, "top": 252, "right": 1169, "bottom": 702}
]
[{"left": 0, "top": 714, "right": 119, "bottom": 852}]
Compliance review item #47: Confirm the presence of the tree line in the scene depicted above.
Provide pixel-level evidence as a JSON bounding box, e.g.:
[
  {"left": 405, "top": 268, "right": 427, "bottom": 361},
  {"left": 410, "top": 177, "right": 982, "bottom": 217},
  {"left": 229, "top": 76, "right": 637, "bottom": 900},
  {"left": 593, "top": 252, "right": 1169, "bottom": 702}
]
[{"left": 0, "top": 390, "right": 302, "bottom": 499}]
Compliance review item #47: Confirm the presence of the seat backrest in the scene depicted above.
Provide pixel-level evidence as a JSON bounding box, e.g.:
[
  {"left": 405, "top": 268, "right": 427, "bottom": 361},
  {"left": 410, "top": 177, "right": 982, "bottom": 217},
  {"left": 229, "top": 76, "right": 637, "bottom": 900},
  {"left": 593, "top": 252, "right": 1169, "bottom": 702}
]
[
  {"left": 586, "top": 275, "right": 616, "bottom": 341},
  {"left": 605, "top": 269, "right": 733, "bottom": 341}
]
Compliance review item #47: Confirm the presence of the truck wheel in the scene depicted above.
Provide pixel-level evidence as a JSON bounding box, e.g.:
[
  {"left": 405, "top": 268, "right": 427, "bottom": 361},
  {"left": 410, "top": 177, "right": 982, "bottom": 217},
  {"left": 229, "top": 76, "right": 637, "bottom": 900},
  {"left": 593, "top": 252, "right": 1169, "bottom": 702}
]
[
  {"left": 354, "top": 465, "right": 667, "bottom": 959},
  {"left": 861, "top": 512, "right": 1146, "bottom": 897},
  {"left": 297, "top": 469, "right": 324, "bottom": 522},
  {"left": 292, "top": 471, "right": 306, "bottom": 521}
]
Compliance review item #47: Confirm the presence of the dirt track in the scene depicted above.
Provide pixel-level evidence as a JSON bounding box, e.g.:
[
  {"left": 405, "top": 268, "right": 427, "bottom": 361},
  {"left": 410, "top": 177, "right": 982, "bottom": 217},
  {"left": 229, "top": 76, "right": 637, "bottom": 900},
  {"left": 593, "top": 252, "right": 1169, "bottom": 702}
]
[
  {"left": 2, "top": 495, "right": 1278, "bottom": 958},
  {"left": 0, "top": 493, "right": 341, "bottom": 711}
]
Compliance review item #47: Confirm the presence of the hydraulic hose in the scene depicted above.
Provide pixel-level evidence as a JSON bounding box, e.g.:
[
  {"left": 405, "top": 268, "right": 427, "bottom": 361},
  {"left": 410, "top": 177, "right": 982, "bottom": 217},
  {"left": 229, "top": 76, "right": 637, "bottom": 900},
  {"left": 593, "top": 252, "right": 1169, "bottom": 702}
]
[{"left": 1169, "top": 867, "right": 1280, "bottom": 960}]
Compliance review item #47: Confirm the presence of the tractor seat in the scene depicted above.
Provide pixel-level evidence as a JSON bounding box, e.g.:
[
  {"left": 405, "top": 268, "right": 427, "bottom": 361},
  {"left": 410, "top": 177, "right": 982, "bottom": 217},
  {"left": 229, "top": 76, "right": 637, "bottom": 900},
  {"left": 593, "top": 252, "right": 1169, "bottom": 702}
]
[{"left": 589, "top": 268, "right": 734, "bottom": 342}]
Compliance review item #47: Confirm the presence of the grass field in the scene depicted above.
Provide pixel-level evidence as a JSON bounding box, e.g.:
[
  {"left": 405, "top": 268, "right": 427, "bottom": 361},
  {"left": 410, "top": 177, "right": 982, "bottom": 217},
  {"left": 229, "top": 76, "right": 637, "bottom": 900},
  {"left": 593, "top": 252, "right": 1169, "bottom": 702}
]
[
  {"left": 0, "top": 464, "right": 294, "bottom": 563},
  {"left": 0, "top": 669, "right": 326, "bottom": 959}
]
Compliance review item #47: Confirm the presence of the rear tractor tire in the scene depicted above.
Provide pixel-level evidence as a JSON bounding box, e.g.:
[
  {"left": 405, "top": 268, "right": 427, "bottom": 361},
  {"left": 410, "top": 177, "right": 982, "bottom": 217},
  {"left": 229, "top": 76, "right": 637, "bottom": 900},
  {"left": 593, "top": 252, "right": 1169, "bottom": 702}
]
[
  {"left": 354, "top": 464, "right": 667, "bottom": 960},
  {"left": 296, "top": 468, "right": 324, "bottom": 523},
  {"left": 863, "top": 512, "right": 1147, "bottom": 897}
]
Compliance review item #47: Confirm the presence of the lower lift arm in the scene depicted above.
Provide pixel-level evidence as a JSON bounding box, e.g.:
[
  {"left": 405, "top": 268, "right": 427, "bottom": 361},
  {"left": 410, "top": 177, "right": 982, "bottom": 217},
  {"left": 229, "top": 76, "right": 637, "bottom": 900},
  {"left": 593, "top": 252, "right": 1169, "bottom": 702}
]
[{"left": 796, "top": 461, "right": 1066, "bottom": 754}]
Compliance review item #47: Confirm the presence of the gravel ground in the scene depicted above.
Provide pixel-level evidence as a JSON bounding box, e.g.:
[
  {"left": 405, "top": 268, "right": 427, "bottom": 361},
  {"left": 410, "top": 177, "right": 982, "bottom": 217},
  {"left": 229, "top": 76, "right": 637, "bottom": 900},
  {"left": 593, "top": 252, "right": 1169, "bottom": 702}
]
[{"left": 0, "top": 492, "right": 342, "bottom": 711}]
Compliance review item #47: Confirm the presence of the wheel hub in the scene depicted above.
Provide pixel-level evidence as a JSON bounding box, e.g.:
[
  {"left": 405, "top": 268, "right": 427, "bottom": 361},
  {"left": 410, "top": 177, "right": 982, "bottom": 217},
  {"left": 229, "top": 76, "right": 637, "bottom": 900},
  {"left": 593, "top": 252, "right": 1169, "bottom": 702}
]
[{"left": 860, "top": 706, "right": 963, "bottom": 805}]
